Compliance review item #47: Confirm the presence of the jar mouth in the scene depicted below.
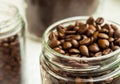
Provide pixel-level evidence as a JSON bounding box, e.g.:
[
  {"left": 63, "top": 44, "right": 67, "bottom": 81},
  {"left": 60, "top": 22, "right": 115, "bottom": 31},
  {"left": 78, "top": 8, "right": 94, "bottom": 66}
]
[
  {"left": 0, "top": 2, "right": 23, "bottom": 39},
  {"left": 42, "top": 16, "right": 120, "bottom": 61}
]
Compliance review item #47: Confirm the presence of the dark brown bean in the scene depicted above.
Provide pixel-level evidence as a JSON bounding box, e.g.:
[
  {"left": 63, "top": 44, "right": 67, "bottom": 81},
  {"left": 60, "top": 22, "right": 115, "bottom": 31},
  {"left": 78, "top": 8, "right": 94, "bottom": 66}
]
[
  {"left": 57, "top": 25, "right": 66, "bottom": 33},
  {"left": 86, "top": 16, "right": 95, "bottom": 25},
  {"left": 63, "top": 42, "right": 72, "bottom": 49},
  {"left": 78, "top": 24, "right": 88, "bottom": 34},
  {"left": 53, "top": 47, "right": 65, "bottom": 54},
  {"left": 88, "top": 25, "right": 96, "bottom": 31},
  {"left": 71, "top": 39, "right": 79, "bottom": 47},
  {"left": 69, "top": 49, "right": 80, "bottom": 54},
  {"left": 89, "top": 43, "right": 100, "bottom": 53},
  {"left": 114, "top": 30, "right": 120, "bottom": 38},
  {"left": 49, "top": 32, "right": 57, "bottom": 40},
  {"left": 98, "top": 39, "right": 109, "bottom": 49},
  {"left": 71, "top": 35, "right": 81, "bottom": 40},
  {"left": 49, "top": 39, "right": 61, "bottom": 48},
  {"left": 103, "top": 48, "right": 111, "bottom": 55},
  {"left": 111, "top": 24, "right": 119, "bottom": 31},
  {"left": 75, "top": 77, "right": 86, "bottom": 84},
  {"left": 79, "top": 38, "right": 91, "bottom": 45},
  {"left": 114, "top": 38, "right": 120, "bottom": 45},
  {"left": 65, "top": 30, "right": 76, "bottom": 34},
  {"left": 93, "top": 31, "right": 99, "bottom": 40},
  {"left": 98, "top": 33, "right": 109, "bottom": 39},
  {"left": 86, "top": 29, "right": 94, "bottom": 37},
  {"left": 108, "top": 37, "right": 114, "bottom": 42},
  {"left": 79, "top": 45, "right": 89, "bottom": 56},
  {"left": 95, "top": 17, "right": 104, "bottom": 25},
  {"left": 95, "top": 52, "right": 102, "bottom": 57}
]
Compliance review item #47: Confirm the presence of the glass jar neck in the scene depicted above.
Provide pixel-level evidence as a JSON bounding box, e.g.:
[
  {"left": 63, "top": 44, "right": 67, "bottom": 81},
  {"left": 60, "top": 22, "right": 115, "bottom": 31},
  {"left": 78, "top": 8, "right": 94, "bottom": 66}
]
[{"left": 0, "top": 3, "right": 24, "bottom": 39}]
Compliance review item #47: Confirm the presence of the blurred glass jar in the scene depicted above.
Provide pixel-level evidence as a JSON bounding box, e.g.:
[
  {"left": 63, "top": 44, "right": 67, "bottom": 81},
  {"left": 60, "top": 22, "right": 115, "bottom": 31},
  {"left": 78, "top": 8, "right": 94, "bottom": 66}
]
[
  {"left": 0, "top": 3, "right": 25, "bottom": 84},
  {"left": 40, "top": 16, "right": 120, "bottom": 84},
  {"left": 26, "top": 0, "right": 103, "bottom": 39}
]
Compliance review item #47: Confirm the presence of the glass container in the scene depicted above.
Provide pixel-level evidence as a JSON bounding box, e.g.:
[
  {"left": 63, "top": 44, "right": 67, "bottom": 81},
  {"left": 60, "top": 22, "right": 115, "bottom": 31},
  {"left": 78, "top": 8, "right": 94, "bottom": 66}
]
[
  {"left": 0, "top": 3, "right": 25, "bottom": 84},
  {"left": 40, "top": 16, "right": 120, "bottom": 84}
]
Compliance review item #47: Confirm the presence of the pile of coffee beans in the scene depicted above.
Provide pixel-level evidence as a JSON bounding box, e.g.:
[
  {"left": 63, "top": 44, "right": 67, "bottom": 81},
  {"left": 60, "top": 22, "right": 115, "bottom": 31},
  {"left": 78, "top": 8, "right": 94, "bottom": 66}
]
[
  {"left": 0, "top": 35, "right": 21, "bottom": 84},
  {"left": 48, "top": 17, "right": 120, "bottom": 57}
]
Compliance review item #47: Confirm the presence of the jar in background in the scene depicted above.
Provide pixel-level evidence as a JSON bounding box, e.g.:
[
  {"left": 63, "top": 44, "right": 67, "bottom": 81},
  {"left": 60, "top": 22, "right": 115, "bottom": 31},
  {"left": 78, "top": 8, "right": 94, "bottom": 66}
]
[
  {"left": 26, "top": 0, "right": 101, "bottom": 39},
  {"left": 0, "top": 3, "right": 25, "bottom": 84},
  {"left": 40, "top": 16, "right": 120, "bottom": 84}
]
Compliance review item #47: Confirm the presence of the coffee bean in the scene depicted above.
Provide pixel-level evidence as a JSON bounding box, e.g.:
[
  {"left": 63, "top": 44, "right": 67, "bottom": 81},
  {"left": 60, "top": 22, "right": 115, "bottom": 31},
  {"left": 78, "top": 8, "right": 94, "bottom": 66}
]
[
  {"left": 98, "top": 39, "right": 109, "bottom": 49},
  {"left": 49, "top": 32, "right": 57, "bottom": 40},
  {"left": 89, "top": 43, "right": 100, "bottom": 53},
  {"left": 103, "top": 48, "right": 111, "bottom": 55},
  {"left": 98, "top": 33, "right": 109, "bottom": 39},
  {"left": 112, "top": 46, "right": 120, "bottom": 51},
  {"left": 86, "top": 29, "right": 94, "bottom": 37},
  {"left": 49, "top": 39, "right": 61, "bottom": 48},
  {"left": 53, "top": 47, "right": 65, "bottom": 54},
  {"left": 99, "top": 28, "right": 109, "bottom": 34},
  {"left": 114, "top": 30, "right": 120, "bottom": 38},
  {"left": 111, "top": 24, "right": 118, "bottom": 31},
  {"left": 57, "top": 25, "right": 66, "bottom": 33},
  {"left": 58, "top": 32, "right": 65, "bottom": 38},
  {"left": 65, "top": 30, "right": 76, "bottom": 34},
  {"left": 69, "top": 49, "right": 80, "bottom": 54},
  {"left": 79, "top": 45, "right": 89, "bottom": 56},
  {"left": 79, "top": 38, "right": 91, "bottom": 45},
  {"left": 72, "top": 35, "right": 81, "bottom": 40},
  {"left": 96, "top": 25, "right": 101, "bottom": 31},
  {"left": 79, "top": 24, "right": 88, "bottom": 34},
  {"left": 63, "top": 42, "right": 72, "bottom": 49},
  {"left": 93, "top": 31, "right": 99, "bottom": 40},
  {"left": 108, "top": 37, "right": 114, "bottom": 42},
  {"left": 74, "top": 26, "right": 80, "bottom": 31},
  {"left": 71, "top": 39, "right": 79, "bottom": 47},
  {"left": 115, "top": 38, "right": 120, "bottom": 45},
  {"left": 75, "top": 77, "right": 86, "bottom": 84},
  {"left": 95, "top": 17, "right": 104, "bottom": 25},
  {"left": 88, "top": 25, "right": 96, "bottom": 31},
  {"left": 86, "top": 16, "right": 95, "bottom": 25},
  {"left": 95, "top": 52, "right": 102, "bottom": 57}
]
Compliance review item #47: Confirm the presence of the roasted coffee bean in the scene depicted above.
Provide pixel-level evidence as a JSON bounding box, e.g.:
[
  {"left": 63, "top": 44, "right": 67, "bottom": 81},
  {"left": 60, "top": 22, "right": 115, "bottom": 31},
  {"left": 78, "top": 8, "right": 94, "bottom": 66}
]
[
  {"left": 98, "top": 39, "right": 109, "bottom": 49},
  {"left": 99, "top": 28, "right": 109, "bottom": 34},
  {"left": 86, "top": 16, "right": 95, "bottom": 25},
  {"left": 49, "top": 39, "right": 61, "bottom": 48},
  {"left": 95, "top": 52, "right": 102, "bottom": 57},
  {"left": 71, "top": 39, "right": 79, "bottom": 47},
  {"left": 78, "top": 24, "right": 88, "bottom": 34},
  {"left": 75, "top": 77, "right": 86, "bottom": 84},
  {"left": 112, "top": 46, "right": 120, "bottom": 51},
  {"left": 58, "top": 32, "right": 65, "bottom": 38},
  {"left": 79, "top": 38, "right": 91, "bottom": 45},
  {"left": 114, "top": 38, "right": 120, "bottom": 45},
  {"left": 57, "top": 25, "right": 66, "bottom": 33},
  {"left": 96, "top": 25, "right": 101, "bottom": 31},
  {"left": 53, "top": 47, "right": 65, "bottom": 54},
  {"left": 95, "top": 17, "right": 104, "bottom": 25},
  {"left": 75, "top": 21, "right": 82, "bottom": 27},
  {"left": 98, "top": 33, "right": 109, "bottom": 39},
  {"left": 93, "top": 31, "right": 99, "bottom": 40},
  {"left": 111, "top": 24, "right": 118, "bottom": 31},
  {"left": 86, "top": 29, "right": 94, "bottom": 37},
  {"left": 89, "top": 43, "right": 100, "bottom": 53},
  {"left": 108, "top": 37, "right": 114, "bottom": 42},
  {"left": 88, "top": 25, "right": 96, "bottom": 31},
  {"left": 79, "top": 45, "right": 89, "bottom": 56},
  {"left": 114, "top": 30, "right": 120, "bottom": 38},
  {"left": 103, "top": 48, "right": 111, "bottom": 55},
  {"left": 65, "top": 30, "right": 76, "bottom": 34},
  {"left": 49, "top": 32, "right": 57, "bottom": 40},
  {"left": 63, "top": 42, "right": 72, "bottom": 49},
  {"left": 71, "top": 35, "right": 81, "bottom": 40},
  {"left": 74, "top": 26, "right": 80, "bottom": 31},
  {"left": 69, "top": 49, "right": 80, "bottom": 54}
]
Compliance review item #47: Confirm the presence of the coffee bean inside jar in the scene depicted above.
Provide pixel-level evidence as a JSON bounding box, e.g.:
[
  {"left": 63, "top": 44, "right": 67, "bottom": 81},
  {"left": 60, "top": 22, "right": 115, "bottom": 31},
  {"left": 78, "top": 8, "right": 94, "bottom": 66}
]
[
  {"left": 41, "top": 16, "right": 120, "bottom": 84},
  {"left": 0, "top": 3, "right": 25, "bottom": 84}
]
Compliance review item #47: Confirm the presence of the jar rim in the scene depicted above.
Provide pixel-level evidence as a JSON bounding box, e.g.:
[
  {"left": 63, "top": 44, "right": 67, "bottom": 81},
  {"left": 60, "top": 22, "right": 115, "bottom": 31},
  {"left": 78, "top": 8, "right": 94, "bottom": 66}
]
[
  {"left": 42, "top": 16, "right": 120, "bottom": 61},
  {"left": 0, "top": 2, "right": 24, "bottom": 39}
]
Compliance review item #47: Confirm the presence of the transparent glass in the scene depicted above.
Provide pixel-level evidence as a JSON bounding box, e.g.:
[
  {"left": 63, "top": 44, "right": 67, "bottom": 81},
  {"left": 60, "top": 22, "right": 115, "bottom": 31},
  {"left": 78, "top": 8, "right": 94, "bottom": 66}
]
[
  {"left": 0, "top": 3, "right": 25, "bottom": 84},
  {"left": 40, "top": 16, "right": 120, "bottom": 84}
]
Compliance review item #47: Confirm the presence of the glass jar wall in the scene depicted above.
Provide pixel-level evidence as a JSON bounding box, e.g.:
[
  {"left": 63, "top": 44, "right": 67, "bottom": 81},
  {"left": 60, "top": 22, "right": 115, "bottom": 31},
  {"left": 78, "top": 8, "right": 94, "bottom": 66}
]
[
  {"left": 40, "top": 16, "right": 120, "bottom": 84},
  {"left": 26, "top": 0, "right": 103, "bottom": 39},
  {"left": 0, "top": 3, "right": 25, "bottom": 84}
]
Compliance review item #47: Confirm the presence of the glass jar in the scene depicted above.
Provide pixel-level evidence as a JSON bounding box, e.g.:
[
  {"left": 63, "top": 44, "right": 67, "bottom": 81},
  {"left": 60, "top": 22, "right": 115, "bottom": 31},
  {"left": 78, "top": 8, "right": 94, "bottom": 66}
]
[
  {"left": 40, "top": 16, "right": 120, "bottom": 84},
  {"left": 26, "top": 0, "right": 103, "bottom": 39},
  {"left": 0, "top": 3, "right": 25, "bottom": 84}
]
